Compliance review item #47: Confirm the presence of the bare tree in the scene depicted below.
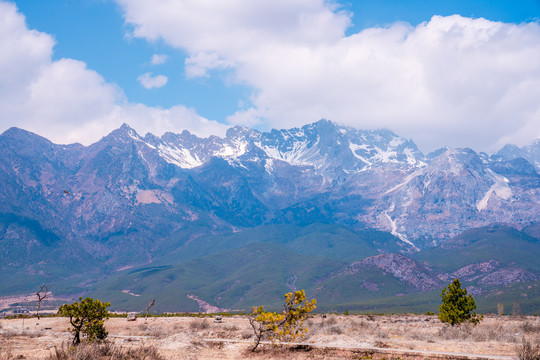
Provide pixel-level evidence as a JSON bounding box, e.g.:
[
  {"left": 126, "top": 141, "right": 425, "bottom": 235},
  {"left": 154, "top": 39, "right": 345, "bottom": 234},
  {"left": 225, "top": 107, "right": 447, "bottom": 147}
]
[
  {"left": 145, "top": 299, "right": 155, "bottom": 321},
  {"left": 513, "top": 301, "right": 522, "bottom": 317},
  {"left": 36, "top": 283, "right": 53, "bottom": 320}
]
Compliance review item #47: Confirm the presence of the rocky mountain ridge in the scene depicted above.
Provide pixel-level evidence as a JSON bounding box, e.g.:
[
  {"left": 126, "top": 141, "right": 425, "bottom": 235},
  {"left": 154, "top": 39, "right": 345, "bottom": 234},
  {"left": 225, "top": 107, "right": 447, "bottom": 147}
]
[
  {"left": 1, "top": 120, "right": 539, "bottom": 311},
  {"left": 1, "top": 120, "right": 538, "bottom": 249}
]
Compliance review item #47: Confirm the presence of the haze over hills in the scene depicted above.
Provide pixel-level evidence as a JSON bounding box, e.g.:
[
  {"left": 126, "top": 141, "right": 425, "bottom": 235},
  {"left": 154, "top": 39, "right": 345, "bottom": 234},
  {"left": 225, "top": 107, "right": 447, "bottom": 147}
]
[{"left": 0, "top": 120, "right": 539, "bottom": 313}]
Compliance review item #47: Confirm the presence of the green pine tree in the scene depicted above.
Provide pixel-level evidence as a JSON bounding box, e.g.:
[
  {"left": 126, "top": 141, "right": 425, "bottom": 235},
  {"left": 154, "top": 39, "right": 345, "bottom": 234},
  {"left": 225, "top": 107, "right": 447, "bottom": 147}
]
[
  {"left": 58, "top": 297, "right": 110, "bottom": 344},
  {"left": 438, "top": 278, "right": 482, "bottom": 326}
]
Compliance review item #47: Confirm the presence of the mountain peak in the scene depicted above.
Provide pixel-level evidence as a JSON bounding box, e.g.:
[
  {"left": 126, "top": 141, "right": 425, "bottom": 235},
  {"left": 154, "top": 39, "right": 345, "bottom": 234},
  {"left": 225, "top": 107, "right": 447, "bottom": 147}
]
[
  {"left": 108, "top": 123, "right": 140, "bottom": 140},
  {"left": 0, "top": 127, "right": 53, "bottom": 149},
  {"left": 226, "top": 126, "right": 260, "bottom": 140},
  {"left": 303, "top": 118, "right": 338, "bottom": 132},
  {"left": 1, "top": 127, "right": 43, "bottom": 139}
]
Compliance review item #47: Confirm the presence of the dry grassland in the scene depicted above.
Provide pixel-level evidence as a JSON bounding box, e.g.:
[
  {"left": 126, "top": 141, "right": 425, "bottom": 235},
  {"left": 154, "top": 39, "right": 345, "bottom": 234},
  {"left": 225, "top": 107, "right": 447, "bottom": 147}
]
[{"left": 1, "top": 314, "right": 539, "bottom": 359}]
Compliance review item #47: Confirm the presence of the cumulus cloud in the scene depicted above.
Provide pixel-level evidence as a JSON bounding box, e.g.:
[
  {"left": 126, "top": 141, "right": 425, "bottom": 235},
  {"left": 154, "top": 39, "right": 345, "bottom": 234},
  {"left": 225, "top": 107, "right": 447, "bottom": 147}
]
[
  {"left": 150, "top": 53, "right": 168, "bottom": 65},
  {"left": 118, "top": 0, "right": 540, "bottom": 152},
  {"left": 0, "top": 1, "right": 226, "bottom": 145},
  {"left": 138, "top": 72, "right": 168, "bottom": 89}
]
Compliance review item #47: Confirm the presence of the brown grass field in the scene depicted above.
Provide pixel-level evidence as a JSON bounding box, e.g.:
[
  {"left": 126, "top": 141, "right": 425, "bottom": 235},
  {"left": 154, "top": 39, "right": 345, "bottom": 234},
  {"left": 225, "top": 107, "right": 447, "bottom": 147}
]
[{"left": 1, "top": 314, "right": 539, "bottom": 359}]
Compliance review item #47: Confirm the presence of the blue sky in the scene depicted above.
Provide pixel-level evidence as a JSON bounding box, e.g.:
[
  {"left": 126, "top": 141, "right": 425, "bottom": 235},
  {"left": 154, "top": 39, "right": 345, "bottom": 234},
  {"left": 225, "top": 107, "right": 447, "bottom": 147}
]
[{"left": 2, "top": 0, "right": 540, "bottom": 151}]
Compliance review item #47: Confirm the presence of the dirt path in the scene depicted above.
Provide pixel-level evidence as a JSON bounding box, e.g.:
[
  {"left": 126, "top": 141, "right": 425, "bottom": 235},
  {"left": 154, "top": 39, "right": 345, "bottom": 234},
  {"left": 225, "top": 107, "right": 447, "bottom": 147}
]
[{"left": 203, "top": 338, "right": 518, "bottom": 360}]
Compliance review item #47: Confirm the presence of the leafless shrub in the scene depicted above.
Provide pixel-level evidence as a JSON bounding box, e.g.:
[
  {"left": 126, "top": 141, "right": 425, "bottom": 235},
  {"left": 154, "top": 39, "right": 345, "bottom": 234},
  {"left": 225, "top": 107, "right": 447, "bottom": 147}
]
[
  {"left": 409, "top": 327, "right": 430, "bottom": 341},
  {"left": 437, "top": 324, "right": 472, "bottom": 340},
  {"left": 0, "top": 329, "right": 42, "bottom": 339},
  {"left": 515, "top": 337, "right": 540, "bottom": 360},
  {"left": 373, "top": 340, "right": 389, "bottom": 348},
  {"left": 436, "top": 321, "right": 520, "bottom": 343},
  {"left": 241, "top": 331, "right": 252, "bottom": 339},
  {"left": 0, "top": 345, "right": 14, "bottom": 360},
  {"left": 358, "top": 320, "right": 373, "bottom": 329},
  {"left": 189, "top": 339, "right": 205, "bottom": 348},
  {"left": 146, "top": 326, "right": 168, "bottom": 338},
  {"left": 224, "top": 324, "right": 239, "bottom": 332},
  {"left": 348, "top": 318, "right": 376, "bottom": 333},
  {"left": 324, "top": 315, "right": 338, "bottom": 326},
  {"left": 138, "top": 323, "right": 148, "bottom": 331},
  {"left": 475, "top": 321, "right": 521, "bottom": 343},
  {"left": 0, "top": 330, "right": 18, "bottom": 339},
  {"left": 241, "top": 343, "right": 312, "bottom": 357},
  {"left": 206, "top": 341, "right": 224, "bottom": 350},
  {"left": 47, "top": 341, "right": 165, "bottom": 360},
  {"left": 513, "top": 302, "right": 523, "bottom": 317},
  {"left": 327, "top": 326, "right": 343, "bottom": 335},
  {"left": 189, "top": 319, "right": 210, "bottom": 330},
  {"left": 521, "top": 322, "right": 540, "bottom": 335}
]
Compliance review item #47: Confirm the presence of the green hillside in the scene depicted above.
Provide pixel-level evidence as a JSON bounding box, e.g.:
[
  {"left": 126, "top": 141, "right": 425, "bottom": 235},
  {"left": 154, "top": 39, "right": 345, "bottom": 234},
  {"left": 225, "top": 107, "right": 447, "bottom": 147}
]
[
  {"left": 413, "top": 226, "right": 540, "bottom": 272},
  {"left": 90, "top": 241, "right": 346, "bottom": 312}
]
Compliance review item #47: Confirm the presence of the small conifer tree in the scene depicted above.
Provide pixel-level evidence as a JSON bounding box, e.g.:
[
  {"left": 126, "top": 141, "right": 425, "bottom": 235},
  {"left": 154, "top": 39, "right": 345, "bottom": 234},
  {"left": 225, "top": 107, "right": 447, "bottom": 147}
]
[
  {"left": 58, "top": 297, "right": 110, "bottom": 344},
  {"left": 438, "top": 278, "right": 482, "bottom": 326}
]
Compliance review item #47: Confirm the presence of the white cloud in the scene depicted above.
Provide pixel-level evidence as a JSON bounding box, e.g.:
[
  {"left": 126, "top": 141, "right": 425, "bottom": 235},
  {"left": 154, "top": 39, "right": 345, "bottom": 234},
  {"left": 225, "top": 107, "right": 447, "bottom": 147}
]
[
  {"left": 118, "top": 0, "right": 540, "bottom": 152},
  {"left": 138, "top": 72, "right": 168, "bottom": 89},
  {"left": 150, "top": 53, "right": 168, "bottom": 65},
  {"left": 0, "top": 1, "right": 226, "bottom": 145}
]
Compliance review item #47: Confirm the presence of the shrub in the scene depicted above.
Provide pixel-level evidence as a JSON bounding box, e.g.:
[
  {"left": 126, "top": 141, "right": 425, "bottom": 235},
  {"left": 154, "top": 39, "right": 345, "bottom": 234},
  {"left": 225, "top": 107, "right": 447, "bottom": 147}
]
[
  {"left": 189, "top": 319, "right": 210, "bottom": 330},
  {"left": 438, "top": 278, "right": 482, "bottom": 326},
  {"left": 47, "top": 342, "right": 165, "bottom": 360},
  {"left": 521, "top": 321, "right": 540, "bottom": 334},
  {"left": 515, "top": 337, "right": 540, "bottom": 360},
  {"left": 249, "top": 289, "right": 316, "bottom": 351},
  {"left": 224, "top": 324, "right": 240, "bottom": 332},
  {"left": 327, "top": 325, "right": 343, "bottom": 335},
  {"left": 57, "top": 297, "right": 110, "bottom": 344}
]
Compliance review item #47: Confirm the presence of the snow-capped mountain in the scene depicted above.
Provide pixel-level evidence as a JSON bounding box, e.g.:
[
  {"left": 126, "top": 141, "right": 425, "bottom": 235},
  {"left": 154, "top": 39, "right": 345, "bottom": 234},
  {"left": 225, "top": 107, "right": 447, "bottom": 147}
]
[
  {"left": 0, "top": 120, "right": 538, "bottom": 265},
  {"left": 129, "top": 119, "right": 425, "bottom": 174}
]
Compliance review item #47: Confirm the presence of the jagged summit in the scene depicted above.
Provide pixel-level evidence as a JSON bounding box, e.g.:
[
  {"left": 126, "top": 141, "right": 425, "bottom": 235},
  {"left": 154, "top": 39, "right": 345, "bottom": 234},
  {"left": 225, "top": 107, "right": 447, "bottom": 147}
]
[
  {"left": 82, "top": 120, "right": 427, "bottom": 173},
  {"left": 1, "top": 120, "right": 538, "bottom": 245}
]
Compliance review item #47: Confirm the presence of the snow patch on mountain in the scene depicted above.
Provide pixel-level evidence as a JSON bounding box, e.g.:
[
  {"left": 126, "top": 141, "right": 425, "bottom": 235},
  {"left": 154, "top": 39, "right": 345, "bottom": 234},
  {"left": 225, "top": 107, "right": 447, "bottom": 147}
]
[
  {"left": 403, "top": 148, "right": 418, "bottom": 166},
  {"left": 157, "top": 144, "right": 202, "bottom": 169},
  {"left": 384, "top": 205, "right": 419, "bottom": 250},
  {"left": 476, "top": 169, "right": 512, "bottom": 211},
  {"left": 349, "top": 143, "right": 372, "bottom": 166},
  {"left": 385, "top": 170, "right": 423, "bottom": 194},
  {"left": 374, "top": 149, "right": 398, "bottom": 163},
  {"left": 389, "top": 137, "right": 405, "bottom": 147},
  {"left": 262, "top": 140, "right": 325, "bottom": 167},
  {"left": 214, "top": 139, "right": 248, "bottom": 158},
  {"left": 264, "top": 158, "right": 275, "bottom": 174}
]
